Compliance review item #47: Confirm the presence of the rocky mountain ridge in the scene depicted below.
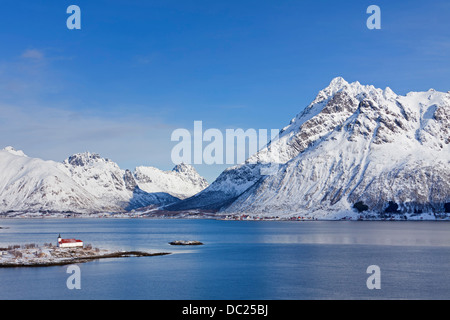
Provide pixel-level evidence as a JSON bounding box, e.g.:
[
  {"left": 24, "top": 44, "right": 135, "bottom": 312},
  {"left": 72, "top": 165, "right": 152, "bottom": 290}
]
[
  {"left": 167, "top": 77, "right": 449, "bottom": 219},
  {"left": 0, "top": 147, "right": 208, "bottom": 214}
]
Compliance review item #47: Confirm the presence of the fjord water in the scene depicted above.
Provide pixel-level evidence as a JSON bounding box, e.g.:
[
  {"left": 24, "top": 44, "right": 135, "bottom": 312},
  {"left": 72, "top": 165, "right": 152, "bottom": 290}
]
[{"left": 0, "top": 219, "right": 449, "bottom": 300}]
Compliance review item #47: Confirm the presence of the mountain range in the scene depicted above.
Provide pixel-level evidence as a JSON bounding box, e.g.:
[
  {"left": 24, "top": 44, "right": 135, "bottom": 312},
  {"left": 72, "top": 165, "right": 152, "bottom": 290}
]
[
  {"left": 0, "top": 147, "right": 208, "bottom": 214},
  {"left": 1, "top": 77, "right": 449, "bottom": 219},
  {"left": 165, "top": 77, "right": 450, "bottom": 219}
]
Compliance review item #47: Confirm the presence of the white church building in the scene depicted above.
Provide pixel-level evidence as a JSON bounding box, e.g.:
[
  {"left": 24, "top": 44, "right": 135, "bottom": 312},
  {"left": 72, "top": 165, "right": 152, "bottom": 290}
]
[{"left": 57, "top": 234, "right": 83, "bottom": 248}]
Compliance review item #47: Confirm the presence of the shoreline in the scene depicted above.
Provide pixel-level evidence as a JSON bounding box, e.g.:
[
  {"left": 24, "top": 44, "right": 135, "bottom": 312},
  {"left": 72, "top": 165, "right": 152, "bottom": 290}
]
[
  {"left": 1, "top": 208, "right": 449, "bottom": 221},
  {"left": 0, "top": 247, "right": 171, "bottom": 268},
  {"left": 0, "top": 215, "right": 449, "bottom": 222}
]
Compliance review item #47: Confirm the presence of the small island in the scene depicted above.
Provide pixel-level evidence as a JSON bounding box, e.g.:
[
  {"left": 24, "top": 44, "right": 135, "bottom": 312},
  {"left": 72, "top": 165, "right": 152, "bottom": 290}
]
[
  {"left": 169, "top": 240, "right": 203, "bottom": 246},
  {"left": 0, "top": 235, "right": 170, "bottom": 268}
]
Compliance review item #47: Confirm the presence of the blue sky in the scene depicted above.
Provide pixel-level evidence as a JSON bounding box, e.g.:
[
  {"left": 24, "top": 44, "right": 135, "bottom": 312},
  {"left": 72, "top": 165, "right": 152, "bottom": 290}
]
[{"left": 1, "top": 0, "right": 449, "bottom": 182}]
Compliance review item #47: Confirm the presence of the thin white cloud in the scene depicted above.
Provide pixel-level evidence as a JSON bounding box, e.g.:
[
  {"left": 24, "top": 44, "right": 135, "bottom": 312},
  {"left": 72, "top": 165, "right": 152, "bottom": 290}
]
[
  {"left": 21, "top": 49, "right": 45, "bottom": 60},
  {"left": 0, "top": 49, "right": 225, "bottom": 181},
  {"left": 0, "top": 102, "right": 179, "bottom": 170},
  {"left": 0, "top": 48, "right": 179, "bottom": 170}
]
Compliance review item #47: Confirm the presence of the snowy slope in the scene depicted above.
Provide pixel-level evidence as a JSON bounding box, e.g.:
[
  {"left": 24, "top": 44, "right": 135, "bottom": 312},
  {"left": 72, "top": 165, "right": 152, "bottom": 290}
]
[
  {"left": 0, "top": 148, "right": 208, "bottom": 214},
  {"left": 134, "top": 163, "right": 209, "bottom": 200},
  {"left": 168, "top": 77, "right": 450, "bottom": 218},
  {"left": 224, "top": 80, "right": 450, "bottom": 218},
  {"left": 164, "top": 163, "right": 269, "bottom": 211},
  {"left": 0, "top": 147, "right": 107, "bottom": 213},
  {"left": 60, "top": 152, "right": 180, "bottom": 210}
]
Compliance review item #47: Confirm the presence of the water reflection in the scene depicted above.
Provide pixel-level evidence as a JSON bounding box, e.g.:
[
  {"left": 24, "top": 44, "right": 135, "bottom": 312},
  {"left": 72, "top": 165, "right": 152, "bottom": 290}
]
[
  {"left": 0, "top": 219, "right": 449, "bottom": 299},
  {"left": 257, "top": 222, "right": 450, "bottom": 247}
]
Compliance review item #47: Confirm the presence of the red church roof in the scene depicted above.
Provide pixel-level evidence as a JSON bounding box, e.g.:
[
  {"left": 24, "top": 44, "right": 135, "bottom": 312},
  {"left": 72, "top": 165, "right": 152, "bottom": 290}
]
[{"left": 59, "top": 239, "right": 83, "bottom": 243}]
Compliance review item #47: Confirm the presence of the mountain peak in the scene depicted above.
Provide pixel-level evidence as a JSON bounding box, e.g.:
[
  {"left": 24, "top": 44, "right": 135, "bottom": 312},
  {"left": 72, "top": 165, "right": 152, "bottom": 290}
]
[
  {"left": 171, "top": 163, "right": 209, "bottom": 186},
  {"left": 2, "top": 146, "right": 27, "bottom": 157},
  {"left": 328, "top": 76, "right": 349, "bottom": 89},
  {"left": 383, "top": 86, "right": 396, "bottom": 97},
  {"left": 134, "top": 163, "right": 209, "bottom": 200},
  {"left": 65, "top": 152, "right": 108, "bottom": 167},
  {"left": 172, "top": 162, "right": 195, "bottom": 173},
  {"left": 179, "top": 79, "right": 449, "bottom": 219}
]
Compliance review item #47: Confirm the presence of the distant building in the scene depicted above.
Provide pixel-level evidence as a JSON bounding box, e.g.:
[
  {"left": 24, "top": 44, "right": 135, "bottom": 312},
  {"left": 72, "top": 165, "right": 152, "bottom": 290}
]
[{"left": 57, "top": 234, "right": 83, "bottom": 248}]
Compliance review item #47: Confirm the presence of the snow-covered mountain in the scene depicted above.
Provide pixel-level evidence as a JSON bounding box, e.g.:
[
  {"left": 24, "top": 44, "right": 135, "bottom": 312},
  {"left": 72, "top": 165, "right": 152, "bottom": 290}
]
[
  {"left": 167, "top": 77, "right": 450, "bottom": 219},
  {"left": 0, "top": 147, "right": 106, "bottom": 213},
  {"left": 0, "top": 148, "right": 208, "bottom": 214},
  {"left": 134, "top": 162, "right": 209, "bottom": 200},
  {"left": 2, "top": 77, "right": 448, "bottom": 219},
  {"left": 60, "top": 152, "right": 181, "bottom": 211}
]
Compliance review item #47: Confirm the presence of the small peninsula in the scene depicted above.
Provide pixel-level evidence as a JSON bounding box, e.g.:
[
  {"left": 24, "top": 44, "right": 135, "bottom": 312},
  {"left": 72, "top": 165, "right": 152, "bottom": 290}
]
[{"left": 0, "top": 243, "right": 170, "bottom": 268}]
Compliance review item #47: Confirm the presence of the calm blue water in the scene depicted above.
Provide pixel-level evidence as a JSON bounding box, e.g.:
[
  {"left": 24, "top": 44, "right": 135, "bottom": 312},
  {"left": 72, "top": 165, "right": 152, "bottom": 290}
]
[{"left": 0, "top": 219, "right": 449, "bottom": 300}]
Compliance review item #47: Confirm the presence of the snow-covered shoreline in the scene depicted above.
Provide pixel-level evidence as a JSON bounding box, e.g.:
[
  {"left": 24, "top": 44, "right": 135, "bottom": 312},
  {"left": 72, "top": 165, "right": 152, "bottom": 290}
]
[
  {"left": 0, "top": 210, "right": 449, "bottom": 221},
  {"left": 0, "top": 243, "right": 170, "bottom": 268}
]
